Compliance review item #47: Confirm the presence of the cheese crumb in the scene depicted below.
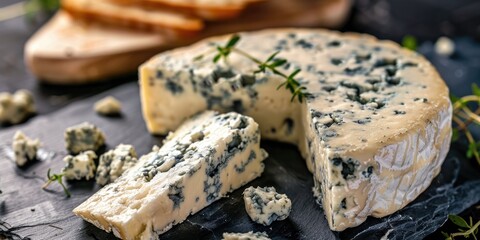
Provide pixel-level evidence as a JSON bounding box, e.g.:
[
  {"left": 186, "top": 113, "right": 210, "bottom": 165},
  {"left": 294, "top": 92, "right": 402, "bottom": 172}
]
[
  {"left": 94, "top": 96, "right": 122, "bottom": 116},
  {"left": 62, "top": 151, "right": 97, "bottom": 180},
  {"left": 435, "top": 37, "right": 455, "bottom": 57},
  {"left": 0, "top": 90, "right": 36, "bottom": 124},
  {"left": 12, "top": 131, "right": 40, "bottom": 167}
]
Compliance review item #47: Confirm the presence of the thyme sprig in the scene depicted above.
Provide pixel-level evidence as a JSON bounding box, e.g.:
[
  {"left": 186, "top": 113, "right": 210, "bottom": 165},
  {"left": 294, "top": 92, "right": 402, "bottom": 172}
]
[
  {"left": 442, "top": 214, "right": 480, "bottom": 240},
  {"left": 196, "top": 34, "right": 311, "bottom": 103},
  {"left": 42, "top": 168, "right": 70, "bottom": 198},
  {"left": 451, "top": 83, "right": 480, "bottom": 165}
]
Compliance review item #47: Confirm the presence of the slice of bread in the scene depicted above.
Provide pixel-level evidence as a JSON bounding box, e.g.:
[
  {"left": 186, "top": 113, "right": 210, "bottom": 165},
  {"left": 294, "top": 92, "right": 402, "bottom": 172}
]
[
  {"left": 61, "top": 0, "right": 204, "bottom": 34},
  {"left": 108, "top": 0, "right": 263, "bottom": 20}
]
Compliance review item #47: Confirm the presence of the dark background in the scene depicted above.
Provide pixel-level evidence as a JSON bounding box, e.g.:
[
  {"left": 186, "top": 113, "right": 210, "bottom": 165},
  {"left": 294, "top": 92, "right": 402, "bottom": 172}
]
[{"left": 0, "top": 0, "right": 479, "bottom": 239}]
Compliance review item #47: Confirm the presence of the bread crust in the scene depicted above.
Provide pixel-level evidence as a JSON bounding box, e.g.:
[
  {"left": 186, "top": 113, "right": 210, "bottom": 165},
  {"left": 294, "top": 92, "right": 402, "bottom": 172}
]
[
  {"left": 61, "top": 0, "right": 204, "bottom": 34},
  {"left": 107, "top": 0, "right": 265, "bottom": 20}
]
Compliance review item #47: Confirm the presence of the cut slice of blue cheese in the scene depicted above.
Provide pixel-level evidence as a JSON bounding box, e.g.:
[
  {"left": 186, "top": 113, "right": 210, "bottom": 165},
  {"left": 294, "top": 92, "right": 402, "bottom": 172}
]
[
  {"left": 139, "top": 29, "right": 452, "bottom": 231},
  {"left": 73, "top": 111, "right": 268, "bottom": 239},
  {"left": 243, "top": 186, "right": 292, "bottom": 226}
]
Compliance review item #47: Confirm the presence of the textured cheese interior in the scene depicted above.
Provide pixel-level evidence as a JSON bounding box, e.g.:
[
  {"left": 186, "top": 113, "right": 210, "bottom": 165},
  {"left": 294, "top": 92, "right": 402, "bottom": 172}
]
[
  {"left": 139, "top": 28, "right": 452, "bottom": 231},
  {"left": 74, "top": 111, "right": 267, "bottom": 239}
]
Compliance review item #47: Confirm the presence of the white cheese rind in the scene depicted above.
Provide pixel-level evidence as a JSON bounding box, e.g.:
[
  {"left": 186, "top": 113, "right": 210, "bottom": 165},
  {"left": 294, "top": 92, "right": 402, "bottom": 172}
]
[
  {"left": 222, "top": 231, "right": 271, "bottom": 240},
  {"left": 96, "top": 144, "right": 138, "bottom": 186},
  {"left": 62, "top": 151, "right": 97, "bottom": 180},
  {"left": 74, "top": 111, "right": 267, "bottom": 239},
  {"left": 243, "top": 186, "right": 292, "bottom": 226},
  {"left": 139, "top": 28, "right": 452, "bottom": 231},
  {"left": 12, "top": 131, "right": 40, "bottom": 167}
]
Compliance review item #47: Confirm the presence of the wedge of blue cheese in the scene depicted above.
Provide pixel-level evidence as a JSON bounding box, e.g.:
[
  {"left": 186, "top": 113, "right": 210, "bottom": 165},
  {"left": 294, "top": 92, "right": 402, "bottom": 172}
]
[
  {"left": 243, "top": 186, "right": 292, "bottom": 226},
  {"left": 62, "top": 151, "right": 97, "bottom": 180},
  {"left": 96, "top": 144, "right": 138, "bottom": 186},
  {"left": 73, "top": 111, "right": 268, "bottom": 239},
  {"left": 223, "top": 231, "right": 271, "bottom": 240},
  {"left": 139, "top": 29, "right": 452, "bottom": 231},
  {"left": 12, "top": 131, "right": 40, "bottom": 167},
  {"left": 65, "top": 122, "right": 106, "bottom": 154},
  {"left": 0, "top": 90, "right": 36, "bottom": 124}
]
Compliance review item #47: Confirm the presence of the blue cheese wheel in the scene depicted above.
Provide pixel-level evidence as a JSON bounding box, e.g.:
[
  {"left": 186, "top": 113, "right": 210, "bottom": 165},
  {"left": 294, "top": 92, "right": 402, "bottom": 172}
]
[
  {"left": 139, "top": 29, "right": 452, "bottom": 231},
  {"left": 74, "top": 111, "right": 268, "bottom": 239}
]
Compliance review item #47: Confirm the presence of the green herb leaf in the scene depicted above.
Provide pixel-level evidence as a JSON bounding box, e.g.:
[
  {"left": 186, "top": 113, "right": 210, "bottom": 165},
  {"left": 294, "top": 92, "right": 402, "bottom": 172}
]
[
  {"left": 467, "top": 142, "right": 478, "bottom": 159},
  {"left": 193, "top": 54, "right": 204, "bottom": 61},
  {"left": 402, "top": 35, "right": 418, "bottom": 51},
  {"left": 205, "top": 35, "right": 310, "bottom": 103},
  {"left": 226, "top": 34, "right": 241, "bottom": 48},
  {"left": 472, "top": 83, "right": 480, "bottom": 97},
  {"left": 452, "top": 128, "right": 460, "bottom": 142},
  {"left": 450, "top": 94, "right": 460, "bottom": 104},
  {"left": 213, "top": 54, "right": 222, "bottom": 63},
  {"left": 43, "top": 168, "right": 71, "bottom": 198},
  {"left": 449, "top": 214, "right": 470, "bottom": 228}
]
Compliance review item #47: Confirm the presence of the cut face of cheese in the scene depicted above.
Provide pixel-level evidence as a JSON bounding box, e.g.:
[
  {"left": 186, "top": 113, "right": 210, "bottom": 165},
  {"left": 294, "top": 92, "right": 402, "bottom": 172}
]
[
  {"left": 74, "top": 111, "right": 267, "bottom": 239},
  {"left": 139, "top": 29, "right": 452, "bottom": 231}
]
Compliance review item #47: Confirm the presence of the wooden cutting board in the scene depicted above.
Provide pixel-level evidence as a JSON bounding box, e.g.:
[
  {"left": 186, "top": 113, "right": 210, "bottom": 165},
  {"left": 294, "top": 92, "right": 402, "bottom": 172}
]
[{"left": 24, "top": 0, "right": 351, "bottom": 84}]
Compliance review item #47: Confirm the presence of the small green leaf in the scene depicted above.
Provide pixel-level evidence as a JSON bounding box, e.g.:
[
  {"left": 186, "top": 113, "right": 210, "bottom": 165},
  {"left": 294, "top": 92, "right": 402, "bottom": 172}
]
[
  {"left": 467, "top": 142, "right": 476, "bottom": 158},
  {"left": 266, "top": 51, "right": 281, "bottom": 62},
  {"left": 193, "top": 54, "right": 204, "bottom": 61},
  {"left": 472, "top": 83, "right": 480, "bottom": 97},
  {"left": 402, "top": 35, "right": 418, "bottom": 51},
  {"left": 441, "top": 231, "right": 450, "bottom": 238},
  {"left": 271, "top": 58, "right": 287, "bottom": 67},
  {"left": 450, "top": 94, "right": 460, "bottom": 104},
  {"left": 213, "top": 54, "right": 222, "bottom": 63},
  {"left": 449, "top": 214, "right": 470, "bottom": 228},
  {"left": 226, "top": 34, "right": 241, "bottom": 48},
  {"left": 288, "top": 69, "right": 302, "bottom": 79},
  {"left": 452, "top": 128, "right": 460, "bottom": 142}
]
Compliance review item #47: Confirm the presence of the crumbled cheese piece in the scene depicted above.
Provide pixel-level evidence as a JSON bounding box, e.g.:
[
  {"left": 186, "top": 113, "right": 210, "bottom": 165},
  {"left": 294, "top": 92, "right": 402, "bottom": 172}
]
[
  {"left": 64, "top": 122, "right": 106, "bottom": 154},
  {"left": 243, "top": 186, "right": 292, "bottom": 226},
  {"left": 435, "top": 37, "right": 455, "bottom": 57},
  {"left": 222, "top": 231, "right": 271, "bottom": 240},
  {"left": 12, "top": 131, "right": 40, "bottom": 167},
  {"left": 0, "top": 90, "right": 35, "bottom": 124},
  {"left": 96, "top": 144, "right": 138, "bottom": 186},
  {"left": 94, "top": 96, "right": 122, "bottom": 116},
  {"left": 62, "top": 151, "right": 97, "bottom": 180}
]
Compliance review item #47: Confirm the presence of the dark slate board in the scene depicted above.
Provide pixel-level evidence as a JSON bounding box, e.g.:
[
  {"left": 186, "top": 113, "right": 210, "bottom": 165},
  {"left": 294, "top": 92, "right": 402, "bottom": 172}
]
[{"left": 0, "top": 82, "right": 479, "bottom": 240}]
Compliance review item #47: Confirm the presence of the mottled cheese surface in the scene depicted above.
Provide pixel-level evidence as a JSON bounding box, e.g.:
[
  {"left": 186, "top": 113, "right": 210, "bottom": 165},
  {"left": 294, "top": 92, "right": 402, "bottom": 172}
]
[
  {"left": 223, "top": 231, "right": 271, "bottom": 240},
  {"left": 139, "top": 28, "right": 452, "bottom": 231},
  {"left": 74, "top": 111, "right": 267, "bottom": 239},
  {"left": 12, "top": 131, "right": 40, "bottom": 167},
  {"left": 62, "top": 151, "right": 97, "bottom": 181},
  {"left": 243, "top": 186, "right": 292, "bottom": 226},
  {"left": 64, "top": 122, "right": 106, "bottom": 154},
  {"left": 96, "top": 144, "right": 138, "bottom": 186},
  {"left": 0, "top": 90, "right": 36, "bottom": 124}
]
